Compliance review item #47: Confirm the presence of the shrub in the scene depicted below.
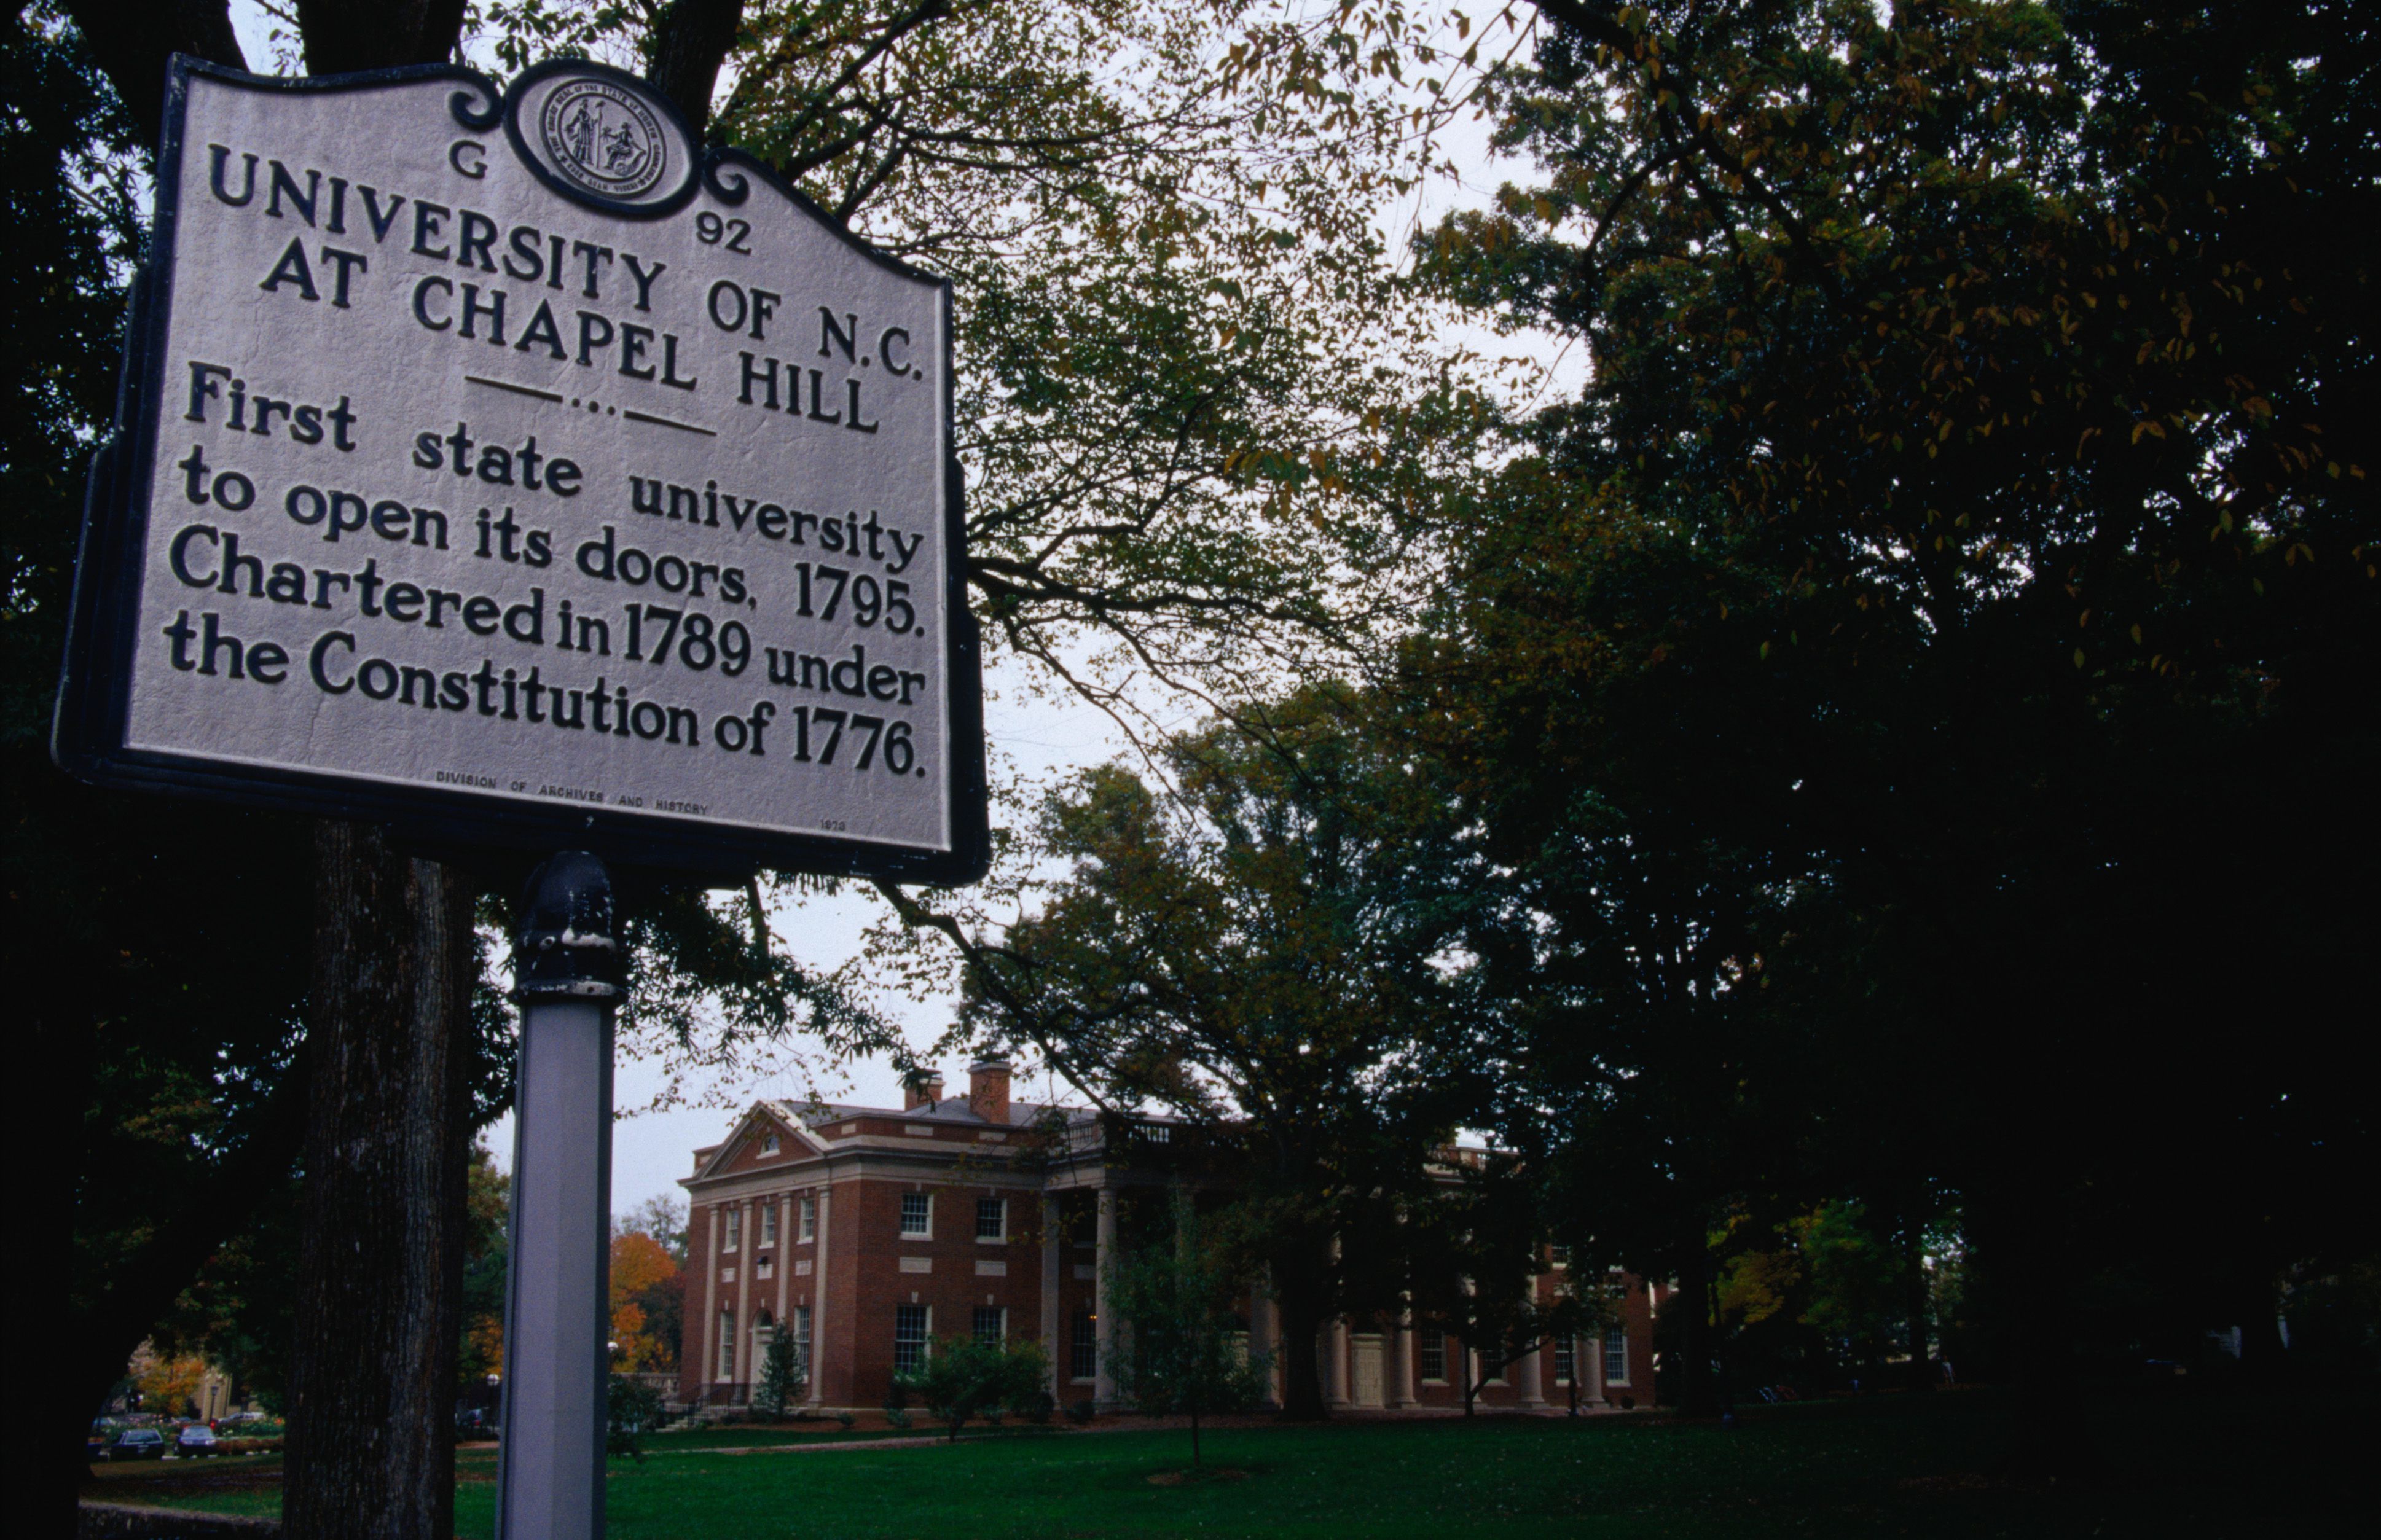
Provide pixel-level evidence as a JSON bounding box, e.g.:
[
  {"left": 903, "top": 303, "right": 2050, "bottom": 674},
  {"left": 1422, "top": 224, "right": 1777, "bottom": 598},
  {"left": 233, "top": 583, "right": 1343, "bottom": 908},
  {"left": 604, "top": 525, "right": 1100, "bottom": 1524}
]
[{"left": 895, "top": 1337, "right": 1053, "bottom": 1443}]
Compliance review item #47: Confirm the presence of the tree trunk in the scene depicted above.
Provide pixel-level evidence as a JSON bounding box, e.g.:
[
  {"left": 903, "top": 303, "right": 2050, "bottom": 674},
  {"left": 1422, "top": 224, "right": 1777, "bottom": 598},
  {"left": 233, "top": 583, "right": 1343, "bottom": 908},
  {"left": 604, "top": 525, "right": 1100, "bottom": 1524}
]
[
  {"left": 1671, "top": 1233, "right": 1722, "bottom": 1417},
  {"left": 1974, "top": 1191, "right": 2101, "bottom": 1483},
  {"left": 2232, "top": 1270, "right": 2288, "bottom": 1381},
  {"left": 282, "top": 822, "right": 474, "bottom": 1540},
  {"left": 1272, "top": 1268, "right": 1328, "bottom": 1420},
  {"left": 27, "top": 981, "right": 101, "bottom": 1540},
  {"left": 1903, "top": 1216, "right": 1934, "bottom": 1392}
]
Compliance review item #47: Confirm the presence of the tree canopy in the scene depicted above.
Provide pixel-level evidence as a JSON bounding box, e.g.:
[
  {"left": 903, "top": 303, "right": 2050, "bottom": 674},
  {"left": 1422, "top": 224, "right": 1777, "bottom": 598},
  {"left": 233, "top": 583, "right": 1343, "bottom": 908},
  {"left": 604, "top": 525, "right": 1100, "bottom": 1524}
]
[{"left": 1399, "top": 0, "right": 2378, "bottom": 1415}]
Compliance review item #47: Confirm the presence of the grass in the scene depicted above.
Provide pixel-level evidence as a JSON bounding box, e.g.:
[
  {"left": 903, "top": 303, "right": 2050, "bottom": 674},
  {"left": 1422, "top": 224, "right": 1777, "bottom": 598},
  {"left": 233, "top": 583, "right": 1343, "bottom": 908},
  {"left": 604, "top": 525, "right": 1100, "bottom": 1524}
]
[{"left": 88, "top": 1385, "right": 2377, "bottom": 1539}]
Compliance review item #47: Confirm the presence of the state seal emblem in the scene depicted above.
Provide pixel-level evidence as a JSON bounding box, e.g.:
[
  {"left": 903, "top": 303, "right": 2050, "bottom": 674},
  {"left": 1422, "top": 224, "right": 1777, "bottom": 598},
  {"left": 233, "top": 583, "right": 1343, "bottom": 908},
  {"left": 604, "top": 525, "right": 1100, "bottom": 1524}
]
[{"left": 538, "top": 78, "right": 666, "bottom": 198}]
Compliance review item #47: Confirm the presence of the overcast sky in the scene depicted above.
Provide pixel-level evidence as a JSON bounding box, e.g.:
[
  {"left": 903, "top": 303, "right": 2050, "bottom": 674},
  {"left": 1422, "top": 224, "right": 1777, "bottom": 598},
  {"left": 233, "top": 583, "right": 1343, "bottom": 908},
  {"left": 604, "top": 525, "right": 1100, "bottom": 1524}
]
[{"left": 221, "top": 0, "right": 1571, "bottom": 1218}]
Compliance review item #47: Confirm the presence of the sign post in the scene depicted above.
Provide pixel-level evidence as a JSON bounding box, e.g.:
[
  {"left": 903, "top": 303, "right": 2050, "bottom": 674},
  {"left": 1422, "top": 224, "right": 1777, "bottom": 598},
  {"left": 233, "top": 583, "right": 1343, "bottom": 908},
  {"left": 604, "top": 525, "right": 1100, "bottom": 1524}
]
[
  {"left": 55, "top": 54, "right": 989, "bottom": 1540},
  {"left": 500, "top": 852, "right": 622, "bottom": 1540}
]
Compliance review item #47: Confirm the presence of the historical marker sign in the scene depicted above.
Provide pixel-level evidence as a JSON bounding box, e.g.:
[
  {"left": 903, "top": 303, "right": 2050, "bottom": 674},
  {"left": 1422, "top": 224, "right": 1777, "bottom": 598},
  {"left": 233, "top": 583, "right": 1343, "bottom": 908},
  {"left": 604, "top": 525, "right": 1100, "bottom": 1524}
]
[{"left": 55, "top": 57, "right": 987, "bottom": 881}]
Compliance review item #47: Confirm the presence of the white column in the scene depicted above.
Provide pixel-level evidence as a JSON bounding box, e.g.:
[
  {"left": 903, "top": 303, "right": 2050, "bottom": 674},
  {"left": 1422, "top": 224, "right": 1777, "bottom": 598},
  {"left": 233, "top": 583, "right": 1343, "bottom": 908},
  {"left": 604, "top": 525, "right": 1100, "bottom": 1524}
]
[
  {"left": 1040, "top": 1195, "right": 1063, "bottom": 1403},
  {"left": 699, "top": 1205, "right": 720, "bottom": 1395},
  {"left": 732, "top": 1199, "right": 754, "bottom": 1396},
  {"left": 773, "top": 1195, "right": 790, "bottom": 1332},
  {"left": 1515, "top": 1339, "right": 1547, "bottom": 1407},
  {"left": 1389, "top": 1304, "right": 1418, "bottom": 1409},
  {"left": 809, "top": 1186, "right": 832, "bottom": 1407},
  {"left": 1094, "top": 1186, "right": 1118, "bottom": 1409},
  {"left": 1325, "top": 1319, "right": 1351, "bottom": 1408}
]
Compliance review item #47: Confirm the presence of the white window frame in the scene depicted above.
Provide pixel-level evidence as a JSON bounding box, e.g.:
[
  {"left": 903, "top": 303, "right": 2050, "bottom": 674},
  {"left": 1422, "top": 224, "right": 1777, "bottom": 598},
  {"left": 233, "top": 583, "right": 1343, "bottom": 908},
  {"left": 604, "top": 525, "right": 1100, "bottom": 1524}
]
[
  {"left": 722, "top": 1207, "right": 741, "bottom": 1253},
  {"left": 791, "top": 1305, "right": 812, "bottom": 1379},
  {"left": 1604, "top": 1331, "right": 1630, "bottom": 1387},
  {"left": 975, "top": 1196, "right": 1007, "bottom": 1242},
  {"left": 1553, "top": 1335, "right": 1575, "bottom": 1386},
  {"left": 715, "top": 1309, "right": 735, "bottom": 1381},
  {"left": 761, "top": 1203, "right": 779, "bottom": 1246},
  {"left": 799, "top": 1194, "right": 817, "bottom": 1241},
  {"left": 1070, "top": 1307, "right": 1098, "bottom": 1383},
  {"left": 899, "top": 1192, "right": 933, "bottom": 1238},
  {"left": 761, "top": 1132, "right": 779, "bottom": 1155},
  {"left": 1418, "top": 1328, "right": 1447, "bottom": 1385},
  {"left": 972, "top": 1305, "right": 1007, "bottom": 1346},
  {"left": 894, "top": 1304, "right": 932, "bottom": 1374}
]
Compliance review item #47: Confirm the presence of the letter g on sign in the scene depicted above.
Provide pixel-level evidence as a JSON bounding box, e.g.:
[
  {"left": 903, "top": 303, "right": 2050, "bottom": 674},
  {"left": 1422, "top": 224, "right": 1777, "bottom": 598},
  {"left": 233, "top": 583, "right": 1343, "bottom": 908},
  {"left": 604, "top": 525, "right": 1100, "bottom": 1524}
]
[{"left": 450, "top": 139, "right": 487, "bottom": 179}]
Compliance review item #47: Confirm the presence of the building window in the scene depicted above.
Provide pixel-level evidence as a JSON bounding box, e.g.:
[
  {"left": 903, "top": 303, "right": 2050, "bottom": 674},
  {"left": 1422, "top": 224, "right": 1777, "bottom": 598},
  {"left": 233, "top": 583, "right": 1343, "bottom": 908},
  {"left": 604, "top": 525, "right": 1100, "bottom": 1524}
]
[
  {"left": 894, "top": 1304, "right": 930, "bottom": 1375},
  {"left": 973, "top": 1306, "right": 1006, "bottom": 1346},
  {"left": 761, "top": 1132, "right": 780, "bottom": 1155},
  {"left": 976, "top": 1197, "right": 1006, "bottom": 1241},
  {"left": 723, "top": 1208, "right": 742, "bottom": 1253},
  {"left": 1604, "top": 1332, "right": 1630, "bottom": 1386},
  {"left": 1549, "top": 1245, "right": 1571, "bottom": 1268},
  {"left": 791, "top": 1305, "right": 812, "bottom": 1380},
  {"left": 900, "top": 1192, "right": 932, "bottom": 1238},
  {"left": 1480, "top": 1345, "right": 1506, "bottom": 1386},
  {"left": 715, "top": 1309, "right": 735, "bottom": 1380},
  {"left": 761, "top": 1203, "right": 779, "bottom": 1246},
  {"left": 756, "top": 1255, "right": 774, "bottom": 1280},
  {"left": 799, "top": 1194, "right": 817, "bottom": 1241},
  {"left": 1418, "top": 1329, "right": 1446, "bottom": 1383},
  {"left": 1071, "top": 1308, "right": 1098, "bottom": 1381},
  {"left": 1554, "top": 1336, "right": 1575, "bottom": 1386}
]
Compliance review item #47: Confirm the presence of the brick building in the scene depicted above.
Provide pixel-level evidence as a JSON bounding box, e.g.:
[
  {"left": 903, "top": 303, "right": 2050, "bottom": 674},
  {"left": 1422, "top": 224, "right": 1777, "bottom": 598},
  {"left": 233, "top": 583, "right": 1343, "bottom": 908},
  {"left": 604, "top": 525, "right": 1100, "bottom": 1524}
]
[{"left": 677, "top": 1057, "right": 1665, "bottom": 1413}]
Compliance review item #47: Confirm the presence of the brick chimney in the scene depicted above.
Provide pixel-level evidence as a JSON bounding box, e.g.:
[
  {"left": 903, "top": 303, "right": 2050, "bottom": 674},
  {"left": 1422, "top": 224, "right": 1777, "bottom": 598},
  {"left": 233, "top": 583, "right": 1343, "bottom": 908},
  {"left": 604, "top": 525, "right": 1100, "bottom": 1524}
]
[
  {"left": 903, "top": 1068, "right": 944, "bottom": 1110},
  {"left": 968, "top": 1055, "right": 1012, "bottom": 1125}
]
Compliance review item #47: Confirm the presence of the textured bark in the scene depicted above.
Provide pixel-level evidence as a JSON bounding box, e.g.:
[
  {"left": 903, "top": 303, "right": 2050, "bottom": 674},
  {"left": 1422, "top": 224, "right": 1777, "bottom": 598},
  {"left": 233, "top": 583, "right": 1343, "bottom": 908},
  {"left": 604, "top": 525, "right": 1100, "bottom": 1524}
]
[
  {"left": 1271, "top": 1249, "right": 1328, "bottom": 1420},
  {"left": 283, "top": 822, "right": 474, "bottom": 1540},
  {"left": 1903, "top": 1220, "right": 1935, "bottom": 1392},
  {"left": 58, "top": 0, "right": 243, "bottom": 146},
  {"left": 293, "top": 0, "right": 466, "bottom": 76},
  {"left": 1669, "top": 1235, "right": 1722, "bottom": 1417},
  {"left": 648, "top": 0, "right": 747, "bottom": 136}
]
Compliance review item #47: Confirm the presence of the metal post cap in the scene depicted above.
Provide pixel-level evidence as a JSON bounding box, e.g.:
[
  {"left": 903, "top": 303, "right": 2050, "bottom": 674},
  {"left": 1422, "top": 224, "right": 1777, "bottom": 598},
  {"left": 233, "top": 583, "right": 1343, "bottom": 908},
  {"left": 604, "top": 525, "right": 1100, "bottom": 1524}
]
[{"left": 514, "top": 850, "right": 626, "bottom": 1001}]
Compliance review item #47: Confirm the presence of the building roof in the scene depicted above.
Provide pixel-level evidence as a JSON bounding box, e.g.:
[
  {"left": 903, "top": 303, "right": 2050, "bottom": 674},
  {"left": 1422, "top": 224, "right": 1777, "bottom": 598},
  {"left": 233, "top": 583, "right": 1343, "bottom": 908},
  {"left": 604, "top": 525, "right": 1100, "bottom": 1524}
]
[{"left": 763, "top": 1094, "right": 1091, "bottom": 1130}]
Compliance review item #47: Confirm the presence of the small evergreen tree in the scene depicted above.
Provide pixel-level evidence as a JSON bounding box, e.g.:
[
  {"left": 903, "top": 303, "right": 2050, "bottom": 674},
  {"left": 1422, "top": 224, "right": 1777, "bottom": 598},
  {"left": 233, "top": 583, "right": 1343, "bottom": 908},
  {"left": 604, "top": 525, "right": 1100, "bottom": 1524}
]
[
  {"left": 753, "top": 1329, "right": 804, "bottom": 1421},
  {"left": 606, "top": 1375, "right": 661, "bottom": 1461},
  {"left": 1110, "top": 1190, "right": 1269, "bottom": 1469}
]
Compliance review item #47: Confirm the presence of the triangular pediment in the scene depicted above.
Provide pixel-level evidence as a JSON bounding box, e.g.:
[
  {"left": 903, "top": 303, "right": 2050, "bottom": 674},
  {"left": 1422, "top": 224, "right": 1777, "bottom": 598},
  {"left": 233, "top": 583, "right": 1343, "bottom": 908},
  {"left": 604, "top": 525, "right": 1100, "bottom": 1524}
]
[{"left": 688, "top": 1100, "right": 828, "bottom": 1182}]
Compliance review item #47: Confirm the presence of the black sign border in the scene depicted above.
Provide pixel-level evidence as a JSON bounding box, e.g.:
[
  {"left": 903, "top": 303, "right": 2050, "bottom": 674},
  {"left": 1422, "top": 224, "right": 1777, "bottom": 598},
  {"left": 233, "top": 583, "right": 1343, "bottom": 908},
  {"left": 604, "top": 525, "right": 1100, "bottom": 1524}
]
[{"left": 52, "top": 55, "right": 989, "bottom": 886}]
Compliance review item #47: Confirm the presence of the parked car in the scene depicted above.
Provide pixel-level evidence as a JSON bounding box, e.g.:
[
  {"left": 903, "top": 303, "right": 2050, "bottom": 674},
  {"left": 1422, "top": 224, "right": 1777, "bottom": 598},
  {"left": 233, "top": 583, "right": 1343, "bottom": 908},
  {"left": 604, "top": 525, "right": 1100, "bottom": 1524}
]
[
  {"left": 107, "top": 1428, "right": 167, "bottom": 1461},
  {"left": 175, "top": 1424, "right": 220, "bottom": 1457},
  {"left": 87, "top": 1424, "right": 110, "bottom": 1461}
]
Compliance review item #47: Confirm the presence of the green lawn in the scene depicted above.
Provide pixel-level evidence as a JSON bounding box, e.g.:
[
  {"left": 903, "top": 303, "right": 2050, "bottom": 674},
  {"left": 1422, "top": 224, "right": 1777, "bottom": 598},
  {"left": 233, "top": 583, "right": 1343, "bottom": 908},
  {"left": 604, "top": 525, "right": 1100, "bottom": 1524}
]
[{"left": 88, "top": 1387, "right": 2375, "bottom": 1538}]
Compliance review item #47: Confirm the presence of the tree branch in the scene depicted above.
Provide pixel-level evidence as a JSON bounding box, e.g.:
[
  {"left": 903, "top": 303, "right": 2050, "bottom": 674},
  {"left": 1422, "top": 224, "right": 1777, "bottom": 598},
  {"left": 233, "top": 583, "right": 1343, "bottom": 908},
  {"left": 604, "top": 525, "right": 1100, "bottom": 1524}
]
[{"left": 60, "top": 0, "right": 245, "bottom": 150}]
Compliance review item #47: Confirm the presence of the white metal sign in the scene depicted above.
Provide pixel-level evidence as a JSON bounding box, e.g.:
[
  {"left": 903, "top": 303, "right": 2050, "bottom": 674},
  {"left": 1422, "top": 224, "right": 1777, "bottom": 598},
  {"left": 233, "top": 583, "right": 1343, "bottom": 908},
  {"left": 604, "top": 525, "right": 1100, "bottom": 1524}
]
[{"left": 56, "top": 58, "right": 986, "bottom": 881}]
